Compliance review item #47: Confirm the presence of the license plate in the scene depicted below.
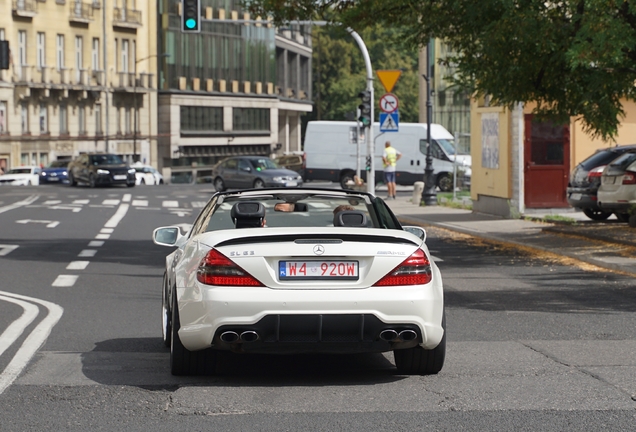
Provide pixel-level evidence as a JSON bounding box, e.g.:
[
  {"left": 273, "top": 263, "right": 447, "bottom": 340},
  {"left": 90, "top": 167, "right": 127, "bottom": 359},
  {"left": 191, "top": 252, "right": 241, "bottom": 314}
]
[
  {"left": 569, "top": 193, "right": 581, "bottom": 201},
  {"left": 279, "top": 260, "right": 359, "bottom": 280},
  {"left": 113, "top": 175, "right": 127, "bottom": 180},
  {"left": 286, "top": 181, "right": 298, "bottom": 187},
  {"left": 48, "top": 177, "right": 59, "bottom": 182}
]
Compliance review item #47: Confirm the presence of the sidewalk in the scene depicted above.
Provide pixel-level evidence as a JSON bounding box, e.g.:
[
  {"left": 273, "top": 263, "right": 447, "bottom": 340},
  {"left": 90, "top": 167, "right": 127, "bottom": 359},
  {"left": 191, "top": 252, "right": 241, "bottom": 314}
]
[{"left": 384, "top": 195, "right": 636, "bottom": 277}]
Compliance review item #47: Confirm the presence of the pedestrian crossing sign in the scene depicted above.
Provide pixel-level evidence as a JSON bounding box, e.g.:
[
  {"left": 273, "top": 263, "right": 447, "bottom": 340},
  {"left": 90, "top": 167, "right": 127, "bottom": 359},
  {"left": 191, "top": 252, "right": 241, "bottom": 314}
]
[{"left": 379, "top": 111, "right": 399, "bottom": 132}]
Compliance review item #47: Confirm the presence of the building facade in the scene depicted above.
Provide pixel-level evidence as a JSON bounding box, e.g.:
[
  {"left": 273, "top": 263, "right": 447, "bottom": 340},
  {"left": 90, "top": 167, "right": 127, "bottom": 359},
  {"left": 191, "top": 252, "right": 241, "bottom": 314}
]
[
  {"left": 156, "top": 0, "right": 312, "bottom": 183},
  {"left": 0, "top": 0, "right": 158, "bottom": 172}
]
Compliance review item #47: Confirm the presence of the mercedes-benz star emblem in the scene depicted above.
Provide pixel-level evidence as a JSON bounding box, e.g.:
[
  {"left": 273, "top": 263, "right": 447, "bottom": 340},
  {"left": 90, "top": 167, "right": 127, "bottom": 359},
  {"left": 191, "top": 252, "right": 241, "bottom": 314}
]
[{"left": 313, "top": 245, "right": 325, "bottom": 255}]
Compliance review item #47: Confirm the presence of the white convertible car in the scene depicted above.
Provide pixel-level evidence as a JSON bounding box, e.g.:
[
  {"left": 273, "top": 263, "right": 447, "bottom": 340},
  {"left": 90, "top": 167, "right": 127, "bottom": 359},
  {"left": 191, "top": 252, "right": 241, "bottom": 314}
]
[{"left": 153, "top": 188, "right": 445, "bottom": 376}]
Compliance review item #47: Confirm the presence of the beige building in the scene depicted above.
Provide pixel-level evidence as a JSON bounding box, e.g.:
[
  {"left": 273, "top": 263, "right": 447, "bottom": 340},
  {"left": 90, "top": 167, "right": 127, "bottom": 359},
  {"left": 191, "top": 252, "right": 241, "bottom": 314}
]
[{"left": 0, "top": 0, "right": 158, "bottom": 172}]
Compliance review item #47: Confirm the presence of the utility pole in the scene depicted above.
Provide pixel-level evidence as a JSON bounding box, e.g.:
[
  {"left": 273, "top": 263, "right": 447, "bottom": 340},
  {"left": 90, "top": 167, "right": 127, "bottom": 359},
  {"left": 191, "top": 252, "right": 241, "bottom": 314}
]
[{"left": 421, "top": 39, "right": 437, "bottom": 206}]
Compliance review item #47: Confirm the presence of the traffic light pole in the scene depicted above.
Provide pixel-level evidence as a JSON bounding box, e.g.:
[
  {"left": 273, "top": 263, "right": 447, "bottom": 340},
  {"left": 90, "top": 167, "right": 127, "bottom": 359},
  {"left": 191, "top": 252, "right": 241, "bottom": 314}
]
[{"left": 347, "top": 28, "right": 375, "bottom": 195}]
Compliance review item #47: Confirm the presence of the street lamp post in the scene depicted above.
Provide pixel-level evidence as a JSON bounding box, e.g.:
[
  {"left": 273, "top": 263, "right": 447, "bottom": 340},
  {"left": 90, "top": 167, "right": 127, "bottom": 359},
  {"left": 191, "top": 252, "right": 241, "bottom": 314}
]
[
  {"left": 421, "top": 39, "right": 437, "bottom": 206},
  {"left": 133, "top": 53, "right": 169, "bottom": 163}
]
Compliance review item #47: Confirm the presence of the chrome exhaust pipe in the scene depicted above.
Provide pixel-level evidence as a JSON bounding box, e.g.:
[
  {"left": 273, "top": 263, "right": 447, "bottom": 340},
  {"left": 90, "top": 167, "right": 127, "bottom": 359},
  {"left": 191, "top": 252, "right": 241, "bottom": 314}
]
[
  {"left": 240, "top": 331, "right": 259, "bottom": 342},
  {"left": 399, "top": 330, "right": 418, "bottom": 341},
  {"left": 379, "top": 329, "right": 399, "bottom": 341},
  {"left": 220, "top": 331, "right": 240, "bottom": 343}
]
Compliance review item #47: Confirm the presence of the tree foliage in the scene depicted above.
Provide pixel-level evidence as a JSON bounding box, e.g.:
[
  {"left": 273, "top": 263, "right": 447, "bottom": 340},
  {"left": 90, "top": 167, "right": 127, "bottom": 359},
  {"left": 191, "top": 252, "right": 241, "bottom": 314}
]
[
  {"left": 245, "top": 0, "right": 636, "bottom": 140},
  {"left": 310, "top": 25, "right": 420, "bottom": 123}
]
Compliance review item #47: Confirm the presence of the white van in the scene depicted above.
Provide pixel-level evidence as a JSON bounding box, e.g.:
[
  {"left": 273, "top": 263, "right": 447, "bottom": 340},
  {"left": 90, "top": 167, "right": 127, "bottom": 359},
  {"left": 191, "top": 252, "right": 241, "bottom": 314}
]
[{"left": 304, "top": 121, "right": 471, "bottom": 190}]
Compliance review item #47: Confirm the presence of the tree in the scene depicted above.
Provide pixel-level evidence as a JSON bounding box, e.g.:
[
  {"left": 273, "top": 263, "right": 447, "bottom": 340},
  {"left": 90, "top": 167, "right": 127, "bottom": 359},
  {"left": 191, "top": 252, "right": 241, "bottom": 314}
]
[{"left": 245, "top": 0, "right": 636, "bottom": 140}]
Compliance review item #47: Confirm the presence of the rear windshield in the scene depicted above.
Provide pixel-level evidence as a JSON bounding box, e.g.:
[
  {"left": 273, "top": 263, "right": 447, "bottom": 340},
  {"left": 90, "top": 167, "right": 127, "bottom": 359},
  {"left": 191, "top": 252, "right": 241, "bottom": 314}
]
[
  {"left": 580, "top": 149, "right": 624, "bottom": 170},
  {"left": 608, "top": 152, "right": 636, "bottom": 170}
]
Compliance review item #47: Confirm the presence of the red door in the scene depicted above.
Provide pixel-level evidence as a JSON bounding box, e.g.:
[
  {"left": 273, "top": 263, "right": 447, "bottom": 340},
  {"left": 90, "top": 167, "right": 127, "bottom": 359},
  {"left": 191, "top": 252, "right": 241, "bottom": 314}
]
[{"left": 524, "top": 115, "right": 570, "bottom": 208}]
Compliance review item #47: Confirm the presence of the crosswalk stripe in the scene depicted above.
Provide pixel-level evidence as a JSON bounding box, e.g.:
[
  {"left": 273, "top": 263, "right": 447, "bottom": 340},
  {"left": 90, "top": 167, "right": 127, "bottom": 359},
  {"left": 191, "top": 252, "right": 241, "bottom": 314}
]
[
  {"left": 52, "top": 275, "right": 78, "bottom": 287},
  {"left": 66, "top": 261, "right": 90, "bottom": 270},
  {"left": 162, "top": 201, "right": 179, "bottom": 208},
  {"left": 132, "top": 200, "right": 148, "bottom": 207}
]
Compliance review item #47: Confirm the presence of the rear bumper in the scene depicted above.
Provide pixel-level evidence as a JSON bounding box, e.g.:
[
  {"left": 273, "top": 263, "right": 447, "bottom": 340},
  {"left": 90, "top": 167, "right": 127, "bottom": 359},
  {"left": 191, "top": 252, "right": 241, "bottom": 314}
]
[{"left": 177, "top": 282, "right": 444, "bottom": 354}]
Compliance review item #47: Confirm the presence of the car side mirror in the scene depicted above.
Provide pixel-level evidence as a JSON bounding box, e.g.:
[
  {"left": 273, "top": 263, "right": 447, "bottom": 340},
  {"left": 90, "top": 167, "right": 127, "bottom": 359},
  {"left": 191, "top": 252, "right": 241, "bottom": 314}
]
[
  {"left": 241, "top": 166, "right": 252, "bottom": 172},
  {"left": 403, "top": 226, "right": 426, "bottom": 242},
  {"left": 153, "top": 226, "right": 182, "bottom": 247}
]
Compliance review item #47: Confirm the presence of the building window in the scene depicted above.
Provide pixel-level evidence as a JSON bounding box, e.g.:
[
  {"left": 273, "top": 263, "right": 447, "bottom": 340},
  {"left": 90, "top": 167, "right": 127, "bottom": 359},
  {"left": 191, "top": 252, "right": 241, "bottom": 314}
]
[
  {"left": 56, "top": 35, "right": 65, "bottom": 70},
  {"left": 59, "top": 105, "right": 68, "bottom": 134},
  {"left": 114, "top": 39, "right": 118, "bottom": 72},
  {"left": 39, "top": 104, "right": 47, "bottom": 134},
  {"left": 21, "top": 104, "right": 29, "bottom": 134},
  {"left": 180, "top": 106, "right": 223, "bottom": 133},
  {"left": 0, "top": 101, "right": 6, "bottom": 134},
  {"left": 39, "top": 153, "right": 49, "bottom": 167},
  {"left": 18, "top": 31, "right": 27, "bottom": 67},
  {"left": 92, "top": 38, "right": 99, "bottom": 71},
  {"left": 121, "top": 39, "right": 129, "bottom": 73},
  {"left": 37, "top": 33, "right": 46, "bottom": 70},
  {"left": 116, "top": 107, "right": 121, "bottom": 134},
  {"left": 21, "top": 153, "right": 29, "bottom": 165},
  {"left": 78, "top": 106, "right": 86, "bottom": 135},
  {"left": 95, "top": 104, "right": 102, "bottom": 134},
  {"left": 75, "top": 36, "right": 83, "bottom": 82},
  {"left": 124, "top": 107, "right": 131, "bottom": 134},
  {"left": 233, "top": 108, "right": 270, "bottom": 132}
]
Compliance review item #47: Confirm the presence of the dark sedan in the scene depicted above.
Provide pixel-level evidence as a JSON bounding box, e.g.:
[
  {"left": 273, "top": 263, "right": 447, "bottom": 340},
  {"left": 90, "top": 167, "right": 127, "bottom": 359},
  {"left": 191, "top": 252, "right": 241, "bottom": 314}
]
[
  {"left": 39, "top": 160, "right": 70, "bottom": 184},
  {"left": 67, "top": 153, "right": 136, "bottom": 188},
  {"left": 567, "top": 144, "right": 636, "bottom": 220},
  {"left": 211, "top": 156, "right": 303, "bottom": 192}
]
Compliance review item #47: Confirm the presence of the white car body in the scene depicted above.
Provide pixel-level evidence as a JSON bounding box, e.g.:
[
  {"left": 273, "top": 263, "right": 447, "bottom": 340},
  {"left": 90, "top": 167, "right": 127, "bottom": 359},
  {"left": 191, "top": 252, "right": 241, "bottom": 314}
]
[
  {"left": 132, "top": 163, "right": 164, "bottom": 185},
  {"left": 0, "top": 166, "right": 41, "bottom": 185},
  {"left": 154, "top": 188, "right": 445, "bottom": 376},
  {"left": 597, "top": 152, "right": 636, "bottom": 217}
]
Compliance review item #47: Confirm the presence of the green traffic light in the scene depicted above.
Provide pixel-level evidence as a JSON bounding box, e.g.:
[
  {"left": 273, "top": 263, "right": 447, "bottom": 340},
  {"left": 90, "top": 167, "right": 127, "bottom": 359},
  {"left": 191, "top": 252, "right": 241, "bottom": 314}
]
[{"left": 185, "top": 18, "right": 197, "bottom": 29}]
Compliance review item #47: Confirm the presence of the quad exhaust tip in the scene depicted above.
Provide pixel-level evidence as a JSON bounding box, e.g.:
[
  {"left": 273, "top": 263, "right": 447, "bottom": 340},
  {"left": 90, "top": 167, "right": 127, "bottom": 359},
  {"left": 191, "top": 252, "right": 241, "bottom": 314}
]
[
  {"left": 240, "top": 331, "right": 259, "bottom": 342},
  {"left": 379, "top": 329, "right": 418, "bottom": 342},
  {"left": 398, "top": 330, "right": 417, "bottom": 341},
  {"left": 220, "top": 331, "right": 239, "bottom": 343},
  {"left": 379, "top": 329, "right": 399, "bottom": 341}
]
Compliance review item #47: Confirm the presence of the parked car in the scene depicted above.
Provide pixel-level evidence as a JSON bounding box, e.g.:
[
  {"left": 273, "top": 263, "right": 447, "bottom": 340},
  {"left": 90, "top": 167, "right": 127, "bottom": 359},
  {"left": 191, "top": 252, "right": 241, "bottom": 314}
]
[
  {"left": 274, "top": 152, "right": 306, "bottom": 180},
  {"left": 567, "top": 144, "right": 636, "bottom": 220},
  {"left": 0, "top": 166, "right": 41, "bottom": 186},
  {"left": 153, "top": 187, "right": 445, "bottom": 376},
  {"left": 131, "top": 162, "right": 164, "bottom": 185},
  {"left": 39, "top": 160, "right": 70, "bottom": 184},
  {"left": 67, "top": 153, "right": 136, "bottom": 188},
  {"left": 597, "top": 151, "right": 636, "bottom": 226},
  {"left": 211, "top": 156, "right": 303, "bottom": 192}
]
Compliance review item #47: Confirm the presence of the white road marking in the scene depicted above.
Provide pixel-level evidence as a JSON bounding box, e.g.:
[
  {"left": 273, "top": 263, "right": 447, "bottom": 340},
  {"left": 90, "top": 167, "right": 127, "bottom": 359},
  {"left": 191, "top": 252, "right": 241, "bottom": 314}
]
[
  {"left": 122, "top": 194, "right": 131, "bottom": 202},
  {"left": 88, "top": 241, "right": 104, "bottom": 247},
  {"left": 132, "top": 200, "right": 148, "bottom": 207},
  {"left": 78, "top": 249, "right": 97, "bottom": 257},
  {"left": 102, "top": 199, "right": 121, "bottom": 206},
  {"left": 43, "top": 200, "right": 62, "bottom": 205},
  {"left": 0, "top": 295, "right": 38, "bottom": 359},
  {"left": 72, "top": 199, "right": 89, "bottom": 205},
  {"left": 104, "top": 203, "right": 129, "bottom": 228},
  {"left": 52, "top": 275, "right": 78, "bottom": 287},
  {"left": 0, "top": 195, "right": 39, "bottom": 214},
  {"left": 162, "top": 200, "right": 179, "bottom": 208},
  {"left": 15, "top": 219, "right": 59, "bottom": 228},
  {"left": 170, "top": 210, "right": 191, "bottom": 217},
  {"left": 66, "top": 261, "right": 90, "bottom": 270},
  {"left": 191, "top": 201, "right": 207, "bottom": 208},
  {"left": 51, "top": 205, "right": 82, "bottom": 212},
  {"left": 95, "top": 234, "right": 110, "bottom": 240},
  {"left": 0, "top": 291, "right": 63, "bottom": 395},
  {"left": 0, "top": 245, "right": 19, "bottom": 256},
  {"left": 101, "top": 228, "right": 114, "bottom": 234}
]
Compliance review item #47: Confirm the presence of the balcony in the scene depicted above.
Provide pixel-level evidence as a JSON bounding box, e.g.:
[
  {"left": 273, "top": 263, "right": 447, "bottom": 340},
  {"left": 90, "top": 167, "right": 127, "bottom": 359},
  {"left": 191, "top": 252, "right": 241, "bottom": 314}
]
[
  {"left": 117, "top": 72, "right": 135, "bottom": 88},
  {"left": 12, "top": 0, "right": 37, "bottom": 17},
  {"left": 113, "top": 8, "right": 141, "bottom": 28},
  {"left": 69, "top": 1, "right": 94, "bottom": 23}
]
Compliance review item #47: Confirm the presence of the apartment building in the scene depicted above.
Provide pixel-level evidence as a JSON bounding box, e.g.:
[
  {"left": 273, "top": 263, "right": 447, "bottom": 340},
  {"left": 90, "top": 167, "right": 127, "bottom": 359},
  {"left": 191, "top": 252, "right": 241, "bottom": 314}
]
[
  {"left": 0, "top": 0, "right": 158, "bottom": 172},
  {"left": 156, "top": 0, "right": 313, "bottom": 182}
]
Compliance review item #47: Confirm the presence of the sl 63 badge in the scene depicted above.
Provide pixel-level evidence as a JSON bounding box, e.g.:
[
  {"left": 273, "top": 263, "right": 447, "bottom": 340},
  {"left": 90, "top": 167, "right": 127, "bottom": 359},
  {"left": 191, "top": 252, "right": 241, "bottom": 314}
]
[{"left": 229, "top": 250, "right": 255, "bottom": 257}]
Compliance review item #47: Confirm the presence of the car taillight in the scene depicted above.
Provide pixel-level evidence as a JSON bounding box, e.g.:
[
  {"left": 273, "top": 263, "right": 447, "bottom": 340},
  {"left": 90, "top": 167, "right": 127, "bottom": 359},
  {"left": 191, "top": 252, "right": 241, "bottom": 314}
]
[
  {"left": 587, "top": 165, "right": 606, "bottom": 180},
  {"left": 623, "top": 171, "right": 636, "bottom": 185},
  {"left": 197, "top": 249, "right": 263, "bottom": 286},
  {"left": 374, "top": 249, "right": 432, "bottom": 286}
]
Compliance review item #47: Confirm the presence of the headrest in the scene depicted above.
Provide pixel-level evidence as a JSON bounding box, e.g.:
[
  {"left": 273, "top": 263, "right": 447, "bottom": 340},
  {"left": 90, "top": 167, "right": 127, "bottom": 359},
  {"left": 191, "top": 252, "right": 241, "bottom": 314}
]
[
  {"left": 231, "top": 202, "right": 265, "bottom": 228},
  {"left": 333, "top": 210, "right": 368, "bottom": 227}
]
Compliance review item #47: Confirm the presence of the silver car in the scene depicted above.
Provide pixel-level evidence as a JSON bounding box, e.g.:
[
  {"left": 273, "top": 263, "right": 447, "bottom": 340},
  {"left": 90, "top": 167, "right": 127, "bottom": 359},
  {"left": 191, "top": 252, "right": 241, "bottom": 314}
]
[
  {"left": 597, "top": 151, "right": 636, "bottom": 226},
  {"left": 211, "top": 156, "right": 303, "bottom": 192}
]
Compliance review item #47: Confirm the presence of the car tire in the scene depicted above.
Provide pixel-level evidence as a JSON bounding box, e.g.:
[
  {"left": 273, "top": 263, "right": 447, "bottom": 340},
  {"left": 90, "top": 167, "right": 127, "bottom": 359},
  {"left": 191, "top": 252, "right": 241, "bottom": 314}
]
[
  {"left": 162, "top": 274, "right": 171, "bottom": 348},
  {"left": 629, "top": 214, "right": 636, "bottom": 228},
  {"left": 583, "top": 208, "right": 612, "bottom": 221},
  {"left": 340, "top": 170, "right": 355, "bottom": 190},
  {"left": 69, "top": 173, "right": 77, "bottom": 187},
  {"left": 253, "top": 178, "right": 265, "bottom": 188},
  {"left": 394, "top": 312, "right": 446, "bottom": 375},
  {"left": 213, "top": 177, "right": 226, "bottom": 192},
  {"left": 127, "top": 182, "right": 135, "bottom": 188},
  {"left": 170, "top": 290, "right": 217, "bottom": 376},
  {"left": 89, "top": 174, "right": 96, "bottom": 188},
  {"left": 615, "top": 212, "right": 630, "bottom": 223},
  {"left": 437, "top": 173, "right": 453, "bottom": 192}
]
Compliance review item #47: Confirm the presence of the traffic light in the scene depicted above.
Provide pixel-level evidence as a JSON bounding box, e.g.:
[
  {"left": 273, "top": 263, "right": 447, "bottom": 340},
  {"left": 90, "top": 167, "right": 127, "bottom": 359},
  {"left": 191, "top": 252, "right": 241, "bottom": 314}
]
[
  {"left": 365, "top": 155, "right": 372, "bottom": 171},
  {"left": 358, "top": 90, "right": 371, "bottom": 127},
  {"left": 181, "top": 0, "right": 201, "bottom": 33}
]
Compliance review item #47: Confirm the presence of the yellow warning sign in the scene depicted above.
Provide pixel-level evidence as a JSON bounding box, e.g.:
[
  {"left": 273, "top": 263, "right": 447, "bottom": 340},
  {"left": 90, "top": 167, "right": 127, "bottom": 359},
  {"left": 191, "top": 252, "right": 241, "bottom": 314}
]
[{"left": 376, "top": 70, "right": 402, "bottom": 93}]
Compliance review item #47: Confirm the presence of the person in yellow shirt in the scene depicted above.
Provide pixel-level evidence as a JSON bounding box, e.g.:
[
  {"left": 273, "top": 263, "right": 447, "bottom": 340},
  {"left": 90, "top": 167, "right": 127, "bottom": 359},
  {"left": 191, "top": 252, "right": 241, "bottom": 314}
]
[{"left": 382, "top": 141, "right": 402, "bottom": 199}]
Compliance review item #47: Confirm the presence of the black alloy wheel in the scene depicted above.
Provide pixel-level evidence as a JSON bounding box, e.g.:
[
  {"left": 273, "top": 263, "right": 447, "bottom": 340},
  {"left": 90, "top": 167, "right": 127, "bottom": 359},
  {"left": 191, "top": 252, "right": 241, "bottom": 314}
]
[
  {"left": 340, "top": 170, "right": 355, "bottom": 190},
  {"left": 213, "top": 177, "right": 226, "bottom": 192},
  {"left": 437, "top": 173, "right": 453, "bottom": 192},
  {"left": 582, "top": 208, "right": 613, "bottom": 221},
  {"left": 394, "top": 312, "right": 446, "bottom": 375},
  {"left": 253, "top": 178, "right": 265, "bottom": 188}
]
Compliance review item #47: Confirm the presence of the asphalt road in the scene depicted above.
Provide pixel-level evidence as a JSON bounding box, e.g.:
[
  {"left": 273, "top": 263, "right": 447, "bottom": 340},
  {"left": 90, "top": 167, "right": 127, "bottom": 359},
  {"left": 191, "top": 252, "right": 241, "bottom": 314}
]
[{"left": 0, "top": 184, "right": 634, "bottom": 431}]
